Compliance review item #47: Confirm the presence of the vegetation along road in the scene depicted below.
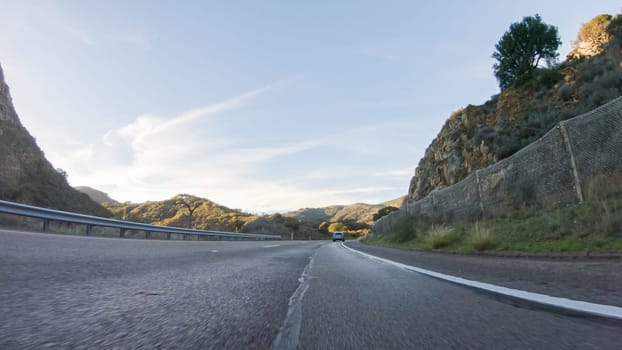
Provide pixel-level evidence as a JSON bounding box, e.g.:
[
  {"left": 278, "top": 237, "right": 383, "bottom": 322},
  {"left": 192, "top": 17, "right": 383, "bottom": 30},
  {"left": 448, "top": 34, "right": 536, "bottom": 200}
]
[{"left": 1, "top": 229, "right": 621, "bottom": 349}]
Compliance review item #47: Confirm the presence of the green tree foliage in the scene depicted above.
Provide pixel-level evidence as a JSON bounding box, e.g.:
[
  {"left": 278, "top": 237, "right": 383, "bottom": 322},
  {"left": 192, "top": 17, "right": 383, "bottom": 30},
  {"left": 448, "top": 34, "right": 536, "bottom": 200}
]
[
  {"left": 271, "top": 213, "right": 284, "bottom": 223},
  {"left": 270, "top": 214, "right": 300, "bottom": 232},
  {"left": 328, "top": 222, "right": 348, "bottom": 233},
  {"left": 372, "top": 206, "right": 399, "bottom": 221},
  {"left": 282, "top": 217, "right": 301, "bottom": 232},
  {"left": 231, "top": 214, "right": 245, "bottom": 232},
  {"left": 342, "top": 219, "right": 370, "bottom": 231},
  {"left": 492, "top": 14, "right": 561, "bottom": 90}
]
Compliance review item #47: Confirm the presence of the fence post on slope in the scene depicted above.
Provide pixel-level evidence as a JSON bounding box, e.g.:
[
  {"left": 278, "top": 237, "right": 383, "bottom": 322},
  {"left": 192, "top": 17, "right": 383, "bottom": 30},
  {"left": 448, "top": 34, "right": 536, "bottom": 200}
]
[
  {"left": 475, "top": 170, "right": 485, "bottom": 219},
  {"left": 559, "top": 121, "right": 584, "bottom": 204},
  {"left": 431, "top": 192, "right": 438, "bottom": 222}
]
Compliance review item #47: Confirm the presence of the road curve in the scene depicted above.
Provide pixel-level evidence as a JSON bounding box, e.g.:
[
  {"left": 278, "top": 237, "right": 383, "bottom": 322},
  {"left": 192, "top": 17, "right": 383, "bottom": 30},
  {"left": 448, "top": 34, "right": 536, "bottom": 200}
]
[{"left": 1, "top": 229, "right": 621, "bottom": 349}]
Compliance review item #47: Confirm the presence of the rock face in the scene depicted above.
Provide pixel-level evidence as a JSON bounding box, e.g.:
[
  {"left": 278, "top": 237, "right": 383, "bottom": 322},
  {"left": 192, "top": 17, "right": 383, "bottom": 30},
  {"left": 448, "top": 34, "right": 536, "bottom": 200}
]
[
  {"left": 0, "top": 63, "right": 109, "bottom": 216},
  {"left": 568, "top": 14, "right": 613, "bottom": 60},
  {"left": 407, "top": 14, "right": 622, "bottom": 203}
]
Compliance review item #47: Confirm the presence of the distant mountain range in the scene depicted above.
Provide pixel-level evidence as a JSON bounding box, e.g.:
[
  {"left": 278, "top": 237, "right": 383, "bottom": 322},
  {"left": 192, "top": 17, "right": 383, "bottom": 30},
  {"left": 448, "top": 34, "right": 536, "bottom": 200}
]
[
  {"left": 283, "top": 197, "right": 405, "bottom": 225},
  {"left": 75, "top": 186, "right": 404, "bottom": 229},
  {"left": 74, "top": 186, "right": 119, "bottom": 205}
]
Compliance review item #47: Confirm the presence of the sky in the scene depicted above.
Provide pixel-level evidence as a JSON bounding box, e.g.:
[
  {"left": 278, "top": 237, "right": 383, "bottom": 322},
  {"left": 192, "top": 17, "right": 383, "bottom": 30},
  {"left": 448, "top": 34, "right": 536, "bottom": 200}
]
[{"left": 0, "top": 1, "right": 620, "bottom": 213}]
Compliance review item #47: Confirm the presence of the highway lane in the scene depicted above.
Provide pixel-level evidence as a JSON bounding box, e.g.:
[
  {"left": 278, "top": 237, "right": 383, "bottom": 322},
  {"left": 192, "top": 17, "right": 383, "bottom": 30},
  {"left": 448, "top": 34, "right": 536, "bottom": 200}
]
[
  {"left": 0, "top": 230, "right": 321, "bottom": 349},
  {"left": 299, "top": 243, "right": 622, "bottom": 349},
  {"left": 1, "top": 229, "right": 621, "bottom": 349}
]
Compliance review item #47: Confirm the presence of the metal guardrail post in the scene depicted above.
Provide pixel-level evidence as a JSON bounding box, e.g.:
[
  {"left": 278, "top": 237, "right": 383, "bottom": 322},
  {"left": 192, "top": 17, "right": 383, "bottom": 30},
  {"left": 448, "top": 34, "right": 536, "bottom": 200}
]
[
  {"left": 120, "top": 228, "right": 126, "bottom": 238},
  {"left": 146, "top": 231, "right": 151, "bottom": 239},
  {"left": 167, "top": 233, "right": 171, "bottom": 240},
  {"left": 42, "top": 219, "right": 49, "bottom": 232},
  {"left": 85, "top": 224, "right": 93, "bottom": 236}
]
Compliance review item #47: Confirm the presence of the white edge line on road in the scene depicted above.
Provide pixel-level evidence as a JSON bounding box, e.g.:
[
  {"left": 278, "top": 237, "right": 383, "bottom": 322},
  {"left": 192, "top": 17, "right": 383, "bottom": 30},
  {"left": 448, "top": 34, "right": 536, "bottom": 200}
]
[
  {"left": 341, "top": 242, "right": 622, "bottom": 321},
  {"left": 263, "top": 244, "right": 281, "bottom": 248}
]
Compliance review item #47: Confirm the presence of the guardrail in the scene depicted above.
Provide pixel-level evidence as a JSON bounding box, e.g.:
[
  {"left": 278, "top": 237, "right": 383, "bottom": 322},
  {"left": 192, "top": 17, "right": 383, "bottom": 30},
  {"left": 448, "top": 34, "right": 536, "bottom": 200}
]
[{"left": 0, "top": 200, "right": 281, "bottom": 241}]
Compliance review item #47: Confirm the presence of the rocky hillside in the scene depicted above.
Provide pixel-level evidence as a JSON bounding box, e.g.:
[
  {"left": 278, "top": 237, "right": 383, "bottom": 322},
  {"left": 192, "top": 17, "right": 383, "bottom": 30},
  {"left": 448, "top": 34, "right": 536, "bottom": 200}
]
[
  {"left": 0, "top": 63, "right": 109, "bottom": 217},
  {"left": 284, "top": 196, "right": 405, "bottom": 225},
  {"left": 408, "top": 14, "right": 622, "bottom": 202}
]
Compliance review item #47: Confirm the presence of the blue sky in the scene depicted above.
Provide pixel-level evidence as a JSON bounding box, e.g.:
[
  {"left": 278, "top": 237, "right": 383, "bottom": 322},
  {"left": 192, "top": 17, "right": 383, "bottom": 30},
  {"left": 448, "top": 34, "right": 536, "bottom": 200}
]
[{"left": 1, "top": 1, "right": 620, "bottom": 213}]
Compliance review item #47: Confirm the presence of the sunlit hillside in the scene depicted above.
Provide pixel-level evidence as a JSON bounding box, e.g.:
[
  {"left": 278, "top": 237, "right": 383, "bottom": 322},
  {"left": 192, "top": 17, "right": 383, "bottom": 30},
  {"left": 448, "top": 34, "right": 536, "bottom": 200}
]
[{"left": 408, "top": 14, "right": 622, "bottom": 202}]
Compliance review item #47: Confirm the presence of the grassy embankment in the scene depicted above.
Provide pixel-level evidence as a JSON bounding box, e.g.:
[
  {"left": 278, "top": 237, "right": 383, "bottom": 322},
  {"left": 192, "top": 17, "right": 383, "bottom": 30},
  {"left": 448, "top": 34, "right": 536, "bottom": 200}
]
[{"left": 363, "top": 197, "right": 622, "bottom": 252}]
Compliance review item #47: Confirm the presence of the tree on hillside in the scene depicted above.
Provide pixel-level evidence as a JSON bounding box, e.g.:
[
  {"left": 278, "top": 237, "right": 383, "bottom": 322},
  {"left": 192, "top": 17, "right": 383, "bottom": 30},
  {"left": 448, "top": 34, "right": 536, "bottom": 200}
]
[
  {"left": 569, "top": 14, "right": 613, "bottom": 59},
  {"left": 318, "top": 221, "right": 330, "bottom": 234},
  {"left": 283, "top": 217, "right": 300, "bottom": 233},
  {"left": 342, "top": 219, "right": 370, "bottom": 231},
  {"left": 175, "top": 194, "right": 203, "bottom": 229},
  {"left": 272, "top": 213, "right": 284, "bottom": 223},
  {"left": 373, "top": 206, "right": 399, "bottom": 221},
  {"left": 328, "top": 222, "right": 348, "bottom": 233},
  {"left": 492, "top": 14, "right": 561, "bottom": 90},
  {"left": 232, "top": 214, "right": 245, "bottom": 232}
]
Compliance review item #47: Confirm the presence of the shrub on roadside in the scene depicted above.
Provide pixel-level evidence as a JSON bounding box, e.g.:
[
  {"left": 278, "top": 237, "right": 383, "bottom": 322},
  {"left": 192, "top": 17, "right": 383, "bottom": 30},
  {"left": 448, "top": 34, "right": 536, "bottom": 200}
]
[
  {"left": 469, "top": 223, "right": 497, "bottom": 251},
  {"left": 424, "top": 225, "right": 458, "bottom": 249},
  {"left": 391, "top": 215, "right": 417, "bottom": 242},
  {"left": 383, "top": 214, "right": 433, "bottom": 243},
  {"left": 596, "top": 200, "right": 622, "bottom": 237}
]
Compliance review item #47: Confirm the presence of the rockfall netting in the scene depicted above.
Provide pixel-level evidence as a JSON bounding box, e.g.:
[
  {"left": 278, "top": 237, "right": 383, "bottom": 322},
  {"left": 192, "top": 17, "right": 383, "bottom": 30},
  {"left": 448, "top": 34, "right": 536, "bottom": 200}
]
[
  {"left": 375, "top": 97, "right": 622, "bottom": 234},
  {"left": 564, "top": 100, "right": 622, "bottom": 201}
]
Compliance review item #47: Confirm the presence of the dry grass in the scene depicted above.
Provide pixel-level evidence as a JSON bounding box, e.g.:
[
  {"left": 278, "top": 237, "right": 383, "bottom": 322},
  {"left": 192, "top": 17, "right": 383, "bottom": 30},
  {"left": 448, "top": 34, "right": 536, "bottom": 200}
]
[
  {"left": 468, "top": 222, "right": 497, "bottom": 251},
  {"left": 424, "top": 225, "right": 458, "bottom": 249}
]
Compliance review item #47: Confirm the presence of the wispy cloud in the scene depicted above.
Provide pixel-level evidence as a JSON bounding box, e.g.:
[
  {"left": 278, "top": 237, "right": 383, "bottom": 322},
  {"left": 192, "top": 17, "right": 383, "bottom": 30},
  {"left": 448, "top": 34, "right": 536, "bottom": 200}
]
[
  {"left": 56, "top": 81, "right": 342, "bottom": 210},
  {"left": 61, "top": 22, "right": 95, "bottom": 46},
  {"left": 325, "top": 186, "right": 399, "bottom": 195},
  {"left": 111, "top": 84, "right": 271, "bottom": 149},
  {"left": 0, "top": 2, "right": 96, "bottom": 46},
  {"left": 125, "top": 32, "right": 153, "bottom": 49},
  {"left": 372, "top": 167, "right": 414, "bottom": 178}
]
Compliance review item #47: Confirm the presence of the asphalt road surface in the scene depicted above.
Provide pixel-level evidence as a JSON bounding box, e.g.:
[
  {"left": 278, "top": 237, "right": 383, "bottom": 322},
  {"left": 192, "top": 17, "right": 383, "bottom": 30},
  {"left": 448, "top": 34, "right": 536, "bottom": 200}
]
[{"left": 1, "top": 229, "right": 621, "bottom": 349}]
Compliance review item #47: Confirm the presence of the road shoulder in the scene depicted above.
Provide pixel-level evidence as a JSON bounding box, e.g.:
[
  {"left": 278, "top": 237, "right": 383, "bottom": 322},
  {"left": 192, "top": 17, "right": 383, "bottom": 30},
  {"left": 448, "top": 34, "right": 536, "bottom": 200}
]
[{"left": 346, "top": 240, "right": 622, "bottom": 308}]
